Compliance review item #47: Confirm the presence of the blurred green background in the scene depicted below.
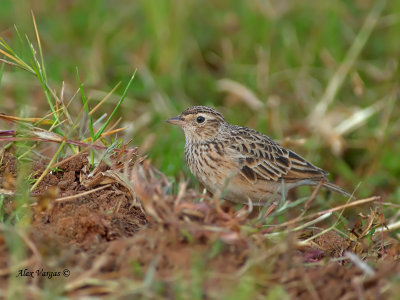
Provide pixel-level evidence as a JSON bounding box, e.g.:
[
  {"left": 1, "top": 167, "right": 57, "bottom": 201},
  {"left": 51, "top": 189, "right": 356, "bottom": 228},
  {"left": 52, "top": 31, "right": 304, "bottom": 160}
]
[{"left": 0, "top": 0, "right": 399, "bottom": 201}]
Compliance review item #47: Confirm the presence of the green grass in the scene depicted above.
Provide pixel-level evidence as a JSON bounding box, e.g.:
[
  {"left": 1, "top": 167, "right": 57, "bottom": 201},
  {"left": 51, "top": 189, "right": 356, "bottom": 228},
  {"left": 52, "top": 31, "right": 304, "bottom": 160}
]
[
  {"left": 0, "top": 0, "right": 399, "bottom": 298},
  {"left": 1, "top": 1, "right": 398, "bottom": 198}
]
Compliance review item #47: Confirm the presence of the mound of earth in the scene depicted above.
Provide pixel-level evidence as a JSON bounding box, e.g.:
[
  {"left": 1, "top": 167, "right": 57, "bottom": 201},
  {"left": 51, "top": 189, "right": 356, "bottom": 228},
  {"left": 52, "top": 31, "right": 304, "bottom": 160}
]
[{"left": 0, "top": 151, "right": 398, "bottom": 299}]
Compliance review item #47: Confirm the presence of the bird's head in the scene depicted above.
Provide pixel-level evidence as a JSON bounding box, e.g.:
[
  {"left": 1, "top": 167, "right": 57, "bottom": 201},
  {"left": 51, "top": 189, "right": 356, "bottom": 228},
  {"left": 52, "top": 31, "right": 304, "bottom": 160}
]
[{"left": 166, "top": 106, "right": 226, "bottom": 143}]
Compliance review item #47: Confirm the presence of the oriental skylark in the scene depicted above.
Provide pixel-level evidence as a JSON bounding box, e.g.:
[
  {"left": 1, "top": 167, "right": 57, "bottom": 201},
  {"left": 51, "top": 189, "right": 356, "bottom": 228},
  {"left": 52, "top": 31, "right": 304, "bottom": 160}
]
[{"left": 167, "top": 106, "right": 352, "bottom": 205}]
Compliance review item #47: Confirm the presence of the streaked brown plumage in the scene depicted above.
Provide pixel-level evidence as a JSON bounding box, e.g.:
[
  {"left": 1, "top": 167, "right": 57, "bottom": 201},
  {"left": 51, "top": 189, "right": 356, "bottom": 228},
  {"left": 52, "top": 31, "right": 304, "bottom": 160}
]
[{"left": 167, "top": 106, "right": 352, "bottom": 205}]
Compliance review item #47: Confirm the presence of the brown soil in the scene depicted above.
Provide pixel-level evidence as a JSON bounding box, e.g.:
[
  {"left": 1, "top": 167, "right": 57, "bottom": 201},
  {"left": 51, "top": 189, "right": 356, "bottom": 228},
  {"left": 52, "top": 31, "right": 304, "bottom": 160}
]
[{"left": 0, "top": 151, "right": 398, "bottom": 299}]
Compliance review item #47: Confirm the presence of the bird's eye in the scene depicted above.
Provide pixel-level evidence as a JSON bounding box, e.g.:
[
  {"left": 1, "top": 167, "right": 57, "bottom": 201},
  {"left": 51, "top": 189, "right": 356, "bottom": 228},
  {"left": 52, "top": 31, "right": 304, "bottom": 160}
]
[{"left": 196, "top": 116, "right": 205, "bottom": 124}]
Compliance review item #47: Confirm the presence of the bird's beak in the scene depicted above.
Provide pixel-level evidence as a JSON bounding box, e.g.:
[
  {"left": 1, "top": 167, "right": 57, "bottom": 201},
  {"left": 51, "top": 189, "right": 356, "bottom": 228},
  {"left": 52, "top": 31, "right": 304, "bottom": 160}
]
[{"left": 166, "top": 115, "right": 184, "bottom": 127}]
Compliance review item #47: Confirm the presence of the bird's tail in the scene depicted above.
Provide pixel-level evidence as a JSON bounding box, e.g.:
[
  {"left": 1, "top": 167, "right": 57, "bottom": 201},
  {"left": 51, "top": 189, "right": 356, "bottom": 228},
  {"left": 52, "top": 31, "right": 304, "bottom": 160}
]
[{"left": 322, "top": 181, "right": 355, "bottom": 199}]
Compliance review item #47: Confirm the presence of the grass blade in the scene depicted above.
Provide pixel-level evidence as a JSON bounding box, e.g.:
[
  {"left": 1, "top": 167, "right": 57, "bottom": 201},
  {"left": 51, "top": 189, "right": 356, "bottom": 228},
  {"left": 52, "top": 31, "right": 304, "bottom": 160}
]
[
  {"left": 309, "top": 0, "right": 386, "bottom": 123},
  {"left": 93, "top": 69, "right": 136, "bottom": 141},
  {"left": 76, "top": 68, "right": 94, "bottom": 139},
  {"left": 0, "top": 58, "right": 5, "bottom": 86},
  {"left": 31, "top": 11, "right": 47, "bottom": 82}
]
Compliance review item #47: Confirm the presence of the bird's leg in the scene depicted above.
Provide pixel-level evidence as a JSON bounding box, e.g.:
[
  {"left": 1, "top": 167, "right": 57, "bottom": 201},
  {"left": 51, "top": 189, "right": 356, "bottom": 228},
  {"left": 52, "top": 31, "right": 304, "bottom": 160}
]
[
  {"left": 304, "top": 178, "right": 325, "bottom": 210},
  {"left": 263, "top": 201, "right": 278, "bottom": 218},
  {"left": 263, "top": 187, "right": 286, "bottom": 218},
  {"left": 213, "top": 191, "right": 232, "bottom": 219}
]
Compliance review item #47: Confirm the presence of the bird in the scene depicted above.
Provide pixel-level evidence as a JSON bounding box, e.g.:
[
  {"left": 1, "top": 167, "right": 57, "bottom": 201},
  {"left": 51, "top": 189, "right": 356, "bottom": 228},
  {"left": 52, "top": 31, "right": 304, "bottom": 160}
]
[{"left": 166, "top": 106, "right": 353, "bottom": 206}]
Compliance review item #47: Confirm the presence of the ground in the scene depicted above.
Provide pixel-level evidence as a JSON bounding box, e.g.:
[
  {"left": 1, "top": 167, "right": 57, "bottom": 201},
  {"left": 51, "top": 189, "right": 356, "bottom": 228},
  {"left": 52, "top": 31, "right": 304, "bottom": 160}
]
[{"left": 0, "top": 150, "right": 398, "bottom": 299}]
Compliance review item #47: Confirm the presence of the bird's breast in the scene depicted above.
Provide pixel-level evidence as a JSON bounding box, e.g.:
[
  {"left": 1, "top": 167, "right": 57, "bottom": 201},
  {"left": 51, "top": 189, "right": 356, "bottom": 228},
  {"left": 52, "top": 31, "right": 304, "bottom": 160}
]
[{"left": 185, "top": 141, "right": 236, "bottom": 192}]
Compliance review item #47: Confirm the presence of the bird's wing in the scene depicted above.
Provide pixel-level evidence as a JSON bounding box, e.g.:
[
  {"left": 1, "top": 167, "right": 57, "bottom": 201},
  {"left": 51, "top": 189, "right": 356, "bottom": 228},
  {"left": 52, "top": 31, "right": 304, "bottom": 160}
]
[{"left": 226, "top": 127, "right": 327, "bottom": 183}]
